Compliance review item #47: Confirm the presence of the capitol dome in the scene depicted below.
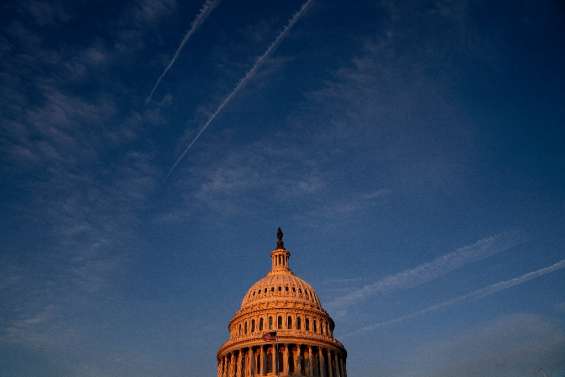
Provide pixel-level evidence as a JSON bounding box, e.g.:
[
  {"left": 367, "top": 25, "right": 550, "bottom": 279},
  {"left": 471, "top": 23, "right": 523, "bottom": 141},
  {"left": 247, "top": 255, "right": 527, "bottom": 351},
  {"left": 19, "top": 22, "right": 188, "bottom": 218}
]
[
  {"left": 240, "top": 263, "right": 323, "bottom": 311},
  {"left": 217, "top": 228, "right": 347, "bottom": 377}
]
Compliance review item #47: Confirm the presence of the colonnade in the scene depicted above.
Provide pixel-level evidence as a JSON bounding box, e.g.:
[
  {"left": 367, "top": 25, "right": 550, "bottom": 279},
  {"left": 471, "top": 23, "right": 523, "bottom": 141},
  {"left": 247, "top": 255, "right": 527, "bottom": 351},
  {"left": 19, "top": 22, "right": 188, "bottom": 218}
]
[{"left": 218, "top": 344, "right": 346, "bottom": 377}]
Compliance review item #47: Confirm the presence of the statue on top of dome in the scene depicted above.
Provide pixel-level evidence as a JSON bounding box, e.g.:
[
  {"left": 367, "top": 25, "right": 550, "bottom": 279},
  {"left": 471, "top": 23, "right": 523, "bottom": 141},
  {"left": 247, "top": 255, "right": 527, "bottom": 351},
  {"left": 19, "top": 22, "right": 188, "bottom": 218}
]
[{"left": 276, "top": 227, "right": 284, "bottom": 249}]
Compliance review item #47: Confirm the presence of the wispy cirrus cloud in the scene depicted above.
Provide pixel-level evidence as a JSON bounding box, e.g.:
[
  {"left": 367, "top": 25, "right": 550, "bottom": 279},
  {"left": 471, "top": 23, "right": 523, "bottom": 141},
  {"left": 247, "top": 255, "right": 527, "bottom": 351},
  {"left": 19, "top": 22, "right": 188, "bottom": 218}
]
[
  {"left": 329, "top": 232, "right": 525, "bottom": 313},
  {"left": 146, "top": 0, "right": 221, "bottom": 103},
  {"left": 349, "top": 258, "right": 565, "bottom": 336},
  {"left": 132, "top": 0, "right": 177, "bottom": 24},
  {"left": 167, "top": 0, "right": 314, "bottom": 177},
  {"left": 0, "top": 2, "right": 167, "bottom": 352}
]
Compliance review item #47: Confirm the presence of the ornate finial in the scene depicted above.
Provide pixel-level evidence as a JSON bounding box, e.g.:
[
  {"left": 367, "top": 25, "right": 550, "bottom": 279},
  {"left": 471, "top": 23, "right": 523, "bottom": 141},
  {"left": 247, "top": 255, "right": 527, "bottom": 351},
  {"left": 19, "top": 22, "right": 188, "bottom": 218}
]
[{"left": 276, "top": 227, "right": 284, "bottom": 249}]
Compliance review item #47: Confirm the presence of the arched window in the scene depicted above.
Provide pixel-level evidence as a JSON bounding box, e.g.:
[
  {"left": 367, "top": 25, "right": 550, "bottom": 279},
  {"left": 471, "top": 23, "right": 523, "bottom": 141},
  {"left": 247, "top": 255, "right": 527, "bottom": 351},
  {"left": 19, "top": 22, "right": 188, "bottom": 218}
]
[
  {"left": 278, "top": 316, "right": 282, "bottom": 329},
  {"left": 269, "top": 316, "right": 273, "bottom": 329},
  {"left": 297, "top": 316, "right": 301, "bottom": 330},
  {"left": 238, "top": 324, "right": 242, "bottom": 336},
  {"left": 251, "top": 319, "right": 255, "bottom": 333},
  {"left": 305, "top": 318, "right": 310, "bottom": 331},
  {"left": 285, "top": 286, "right": 289, "bottom": 292},
  {"left": 287, "top": 316, "right": 292, "bottom": 329},
  {"left": 278, "top": 286, "right": 282, "bottom": 292},
  {"left": 259, "top": 318, "right": 264, "bottom": 331},
  {"left": 298, "top": 288, "right": 302, "bottom": 294},
  {"left": 244, "top": 321, "right": 248, "bottom": 334}
]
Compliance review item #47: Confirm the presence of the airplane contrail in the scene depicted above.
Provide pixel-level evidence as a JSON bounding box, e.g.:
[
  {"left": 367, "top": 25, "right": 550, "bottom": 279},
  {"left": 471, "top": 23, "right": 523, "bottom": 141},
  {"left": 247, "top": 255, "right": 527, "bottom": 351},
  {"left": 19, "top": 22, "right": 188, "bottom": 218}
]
[
  {"left": 146, "top": 0, "right": 221, "bottom": 104},
  {"left": 166, "top": 0, "right": 314, "bottom": 178},
  {"left": 328, "top": 232, "right": 524, "bottom": 311},
  {"left": 346, "top": 258, "right": 565, "bottom": 336}
]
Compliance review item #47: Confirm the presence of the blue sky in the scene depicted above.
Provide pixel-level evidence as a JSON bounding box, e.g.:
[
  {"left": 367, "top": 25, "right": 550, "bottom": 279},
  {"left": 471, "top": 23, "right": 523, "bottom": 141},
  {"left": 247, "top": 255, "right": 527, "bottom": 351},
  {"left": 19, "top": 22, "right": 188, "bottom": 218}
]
[{"left": 1, "top": 0, "right": 565, "bottom": 376}]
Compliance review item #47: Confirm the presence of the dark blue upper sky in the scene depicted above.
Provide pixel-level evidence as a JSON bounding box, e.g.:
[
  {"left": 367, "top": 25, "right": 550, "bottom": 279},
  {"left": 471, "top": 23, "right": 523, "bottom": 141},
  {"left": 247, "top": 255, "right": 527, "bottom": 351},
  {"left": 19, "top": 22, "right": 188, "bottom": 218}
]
[{"left": 1, "top": 0, "right": 565, "bottom": 376}]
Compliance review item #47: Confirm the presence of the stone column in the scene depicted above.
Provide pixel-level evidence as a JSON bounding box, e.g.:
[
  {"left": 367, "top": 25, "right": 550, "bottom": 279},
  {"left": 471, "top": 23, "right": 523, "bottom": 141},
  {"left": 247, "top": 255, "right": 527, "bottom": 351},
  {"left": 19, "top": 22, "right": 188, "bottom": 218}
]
[
  {"left": 271, "top": 344, "right": 276, "bottom": 374},
  {"left": 249, "top": 347, "right": 254, "bottom": 377},
  {"left": 259, "top": 346, "right": 265, "bottom": 376},
  {"left": 231, "top": 353, "right": 236, "bottom": 377},
  {"left": 283, "top": 344, "right": 289, "bottom": 376},
  {"left": 217, "top": 358, "right": 222, "bottom": 377},
  {"left": 319, "top": 349, "right": 325, "bottom": 377},
  {"left": 294, "top": 344, "right": 301, "bottom": 375},
  {"left": 308, "top": 346, "right": 313, "bottom": 376},
  {"left": 328, "top": 351, "right": 333, "bottom": 377},
  {"left": 339, "top": 356, "right": 345, "bottom": 377}
]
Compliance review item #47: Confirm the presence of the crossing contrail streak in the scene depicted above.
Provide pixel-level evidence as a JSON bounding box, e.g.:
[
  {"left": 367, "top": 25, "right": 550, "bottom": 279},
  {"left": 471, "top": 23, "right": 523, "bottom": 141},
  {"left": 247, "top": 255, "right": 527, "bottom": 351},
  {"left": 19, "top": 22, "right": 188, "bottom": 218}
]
[
  {"left": 347, "top": 258, "right": 565, "bottom": 336},
  {"left": 328, "top": 232, "right": 524, "bottom": 311},
  {"left": 166, "top": 0, "right": 313, "bottom": 178},
  {"left": 146, "top": 0, "right": 221, "bottom": 104}
]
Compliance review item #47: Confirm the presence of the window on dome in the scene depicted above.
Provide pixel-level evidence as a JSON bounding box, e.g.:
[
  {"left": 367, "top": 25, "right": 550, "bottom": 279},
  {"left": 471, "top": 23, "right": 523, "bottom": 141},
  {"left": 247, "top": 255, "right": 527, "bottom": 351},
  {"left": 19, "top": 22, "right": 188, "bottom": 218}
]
[
  {"left": 269, "top": 316, "right": 273, "bottom": 329},
  {"left": 285, "top": 286, "right": 289, "bottom": 291},
  {"left": 251, "top": 319, "right": 255, "bottom": 333},
  {"left": 305, "top": 318, "right": 310, "bottom": 331},
  {"left": 297, "top": 316, "right": 301, "bottom": 330},
  {"left": 271, "top": 287, "right": 274, "bottom": 292},
  {"left": 287, "top": 316, "right": 292, "bottom": 329},
  {"left": 278, "top": 286, "right": 281, "bottom": 292},
  {"left": 238, "top": 324, "right": 242, "bottom": 336},
  {"left": 277, "top": 316, "right": 282, "bottom": 329},
  {"left": 313, "top": 320, "right": 317, "bottom": 333},
  {"left": 259, "top": 318, "right": 264, "bottom": 331},
  {"left": 298, "top": 288, "right": 302, "bottom": 294},
  {"left": 292, "top": 287, "right": 296, "bottom": 292},
  {"left": 244, "top": 321, "right": 248, "bottom": 334},
  {"left": 264, "top": 288, "right": 267, "bottom": 293}
]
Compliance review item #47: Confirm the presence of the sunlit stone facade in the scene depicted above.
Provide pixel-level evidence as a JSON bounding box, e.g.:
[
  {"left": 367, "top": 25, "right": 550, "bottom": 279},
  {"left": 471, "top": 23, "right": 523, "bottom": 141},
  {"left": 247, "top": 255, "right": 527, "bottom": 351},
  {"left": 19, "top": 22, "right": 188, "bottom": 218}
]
[{"left": 217, "top": 229, "right": 347, "bottom": 377}]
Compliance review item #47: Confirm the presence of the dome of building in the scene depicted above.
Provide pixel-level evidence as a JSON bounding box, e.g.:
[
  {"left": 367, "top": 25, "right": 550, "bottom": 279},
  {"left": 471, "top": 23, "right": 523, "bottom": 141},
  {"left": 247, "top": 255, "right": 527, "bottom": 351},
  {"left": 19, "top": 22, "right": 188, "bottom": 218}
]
[
  {"left": 240, "top": 267, "right": 322, "bottom": 311},
  {"left": 217, "top": 228, "right": 347, "bottom": 377}
]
